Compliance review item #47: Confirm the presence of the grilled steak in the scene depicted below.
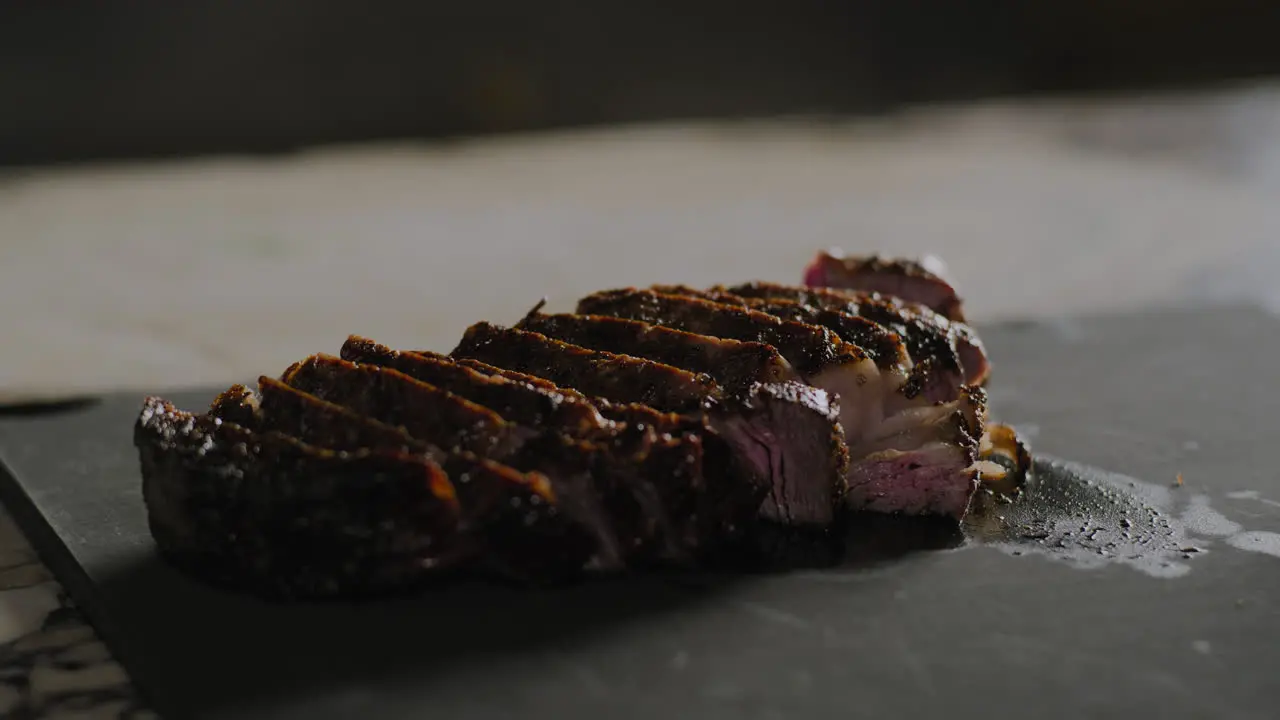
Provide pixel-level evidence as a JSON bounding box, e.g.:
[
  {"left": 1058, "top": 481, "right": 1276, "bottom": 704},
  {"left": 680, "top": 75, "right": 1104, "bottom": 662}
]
[
  {"left": 803, "top": 249, "right": 966, "bottom": 322},
  {"left": 135, "top": 396, "right": 594, "bottom": 597},
  {"left": 453, "top": 320, "right": 847, "bottom": 525},
  {"left": 131, "top": 250, "right": 1031, "bottom": 598}
]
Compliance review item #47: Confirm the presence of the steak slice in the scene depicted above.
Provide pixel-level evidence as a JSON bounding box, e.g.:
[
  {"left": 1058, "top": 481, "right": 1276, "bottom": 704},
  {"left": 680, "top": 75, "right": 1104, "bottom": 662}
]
[
  {"left": 802, "top": 249, "right": 966, "bottom": 322},
  {"left": 134, "top": 396, "right": 594, "bottom": 597},
  {"left": 280, "top": 354, "right": 529, "bottom": 458},
  {"left": 715, "top": 281, "right": 988, "bottom": 389},
  {"left": 341, "top": 335, "right": 611, "bottom": 437},
  {"left": 452, "top": 321, "right": 845, "bottom": 526}
]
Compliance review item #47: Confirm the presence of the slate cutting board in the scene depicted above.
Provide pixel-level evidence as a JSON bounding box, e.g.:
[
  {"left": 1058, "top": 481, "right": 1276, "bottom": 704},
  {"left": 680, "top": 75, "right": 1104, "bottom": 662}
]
[{"left": 1, "top": 306, "right": 1278, "bottom": 720}]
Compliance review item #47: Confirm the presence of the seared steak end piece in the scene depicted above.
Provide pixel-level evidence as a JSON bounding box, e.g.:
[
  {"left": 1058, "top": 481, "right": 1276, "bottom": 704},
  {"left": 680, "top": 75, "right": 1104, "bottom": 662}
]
[
  {"left": 134, "top": 396, "right": 465, "bottom": 598},
  {"left": 136, "top": 393, "right": 598, "bottom": 597},
  {"left": 803, "top": 249, "right": 966, "bottom": 322}
]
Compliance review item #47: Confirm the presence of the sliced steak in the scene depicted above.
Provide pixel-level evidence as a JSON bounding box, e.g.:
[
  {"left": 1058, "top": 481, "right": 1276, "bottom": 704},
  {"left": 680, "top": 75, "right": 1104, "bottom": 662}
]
[
  {"left": 716, "top": 281, "right": 988, "bottom": 389},
  {"left": 802, "top": 249, "right": 966, "bottom": 322},
  {"left": 452, "top": 321, "right": 844, "bottom": 526},
  {"left": 280, "top": 354, "right": 529, "bottom": 458},
  {"left": 134, "top": 396, "right": 594, "bottom": 597}
]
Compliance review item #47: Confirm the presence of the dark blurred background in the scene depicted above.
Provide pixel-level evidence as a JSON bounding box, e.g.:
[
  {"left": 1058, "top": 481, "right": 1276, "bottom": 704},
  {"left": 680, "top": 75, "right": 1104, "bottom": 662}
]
[{"left": 5, "top": 1, "right": 1280, "bottom": 167}]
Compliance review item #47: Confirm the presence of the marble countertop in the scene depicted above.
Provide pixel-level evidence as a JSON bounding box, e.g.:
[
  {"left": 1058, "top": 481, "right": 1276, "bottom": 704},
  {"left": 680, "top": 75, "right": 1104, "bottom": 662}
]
[{"left": 3, "top": 82, "right": 1280, "bottom": 718}]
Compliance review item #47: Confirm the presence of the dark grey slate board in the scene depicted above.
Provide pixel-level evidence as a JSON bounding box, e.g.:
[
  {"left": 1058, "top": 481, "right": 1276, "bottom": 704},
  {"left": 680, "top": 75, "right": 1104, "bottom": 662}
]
[{"left": 2, "top": 306, "right": 1279, "bottom": 720}]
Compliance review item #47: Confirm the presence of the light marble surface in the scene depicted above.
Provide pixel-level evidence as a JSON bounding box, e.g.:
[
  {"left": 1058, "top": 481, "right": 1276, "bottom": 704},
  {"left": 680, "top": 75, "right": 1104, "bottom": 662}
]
[{"left": 2, "top": 81, "right": 1279, "bottom": 717}]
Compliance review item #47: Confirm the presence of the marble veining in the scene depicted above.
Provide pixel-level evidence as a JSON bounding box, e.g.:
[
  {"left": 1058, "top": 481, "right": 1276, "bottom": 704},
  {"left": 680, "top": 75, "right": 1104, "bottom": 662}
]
[{"left": 0, "top": 509, "right": 151, "bottom": 719}]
